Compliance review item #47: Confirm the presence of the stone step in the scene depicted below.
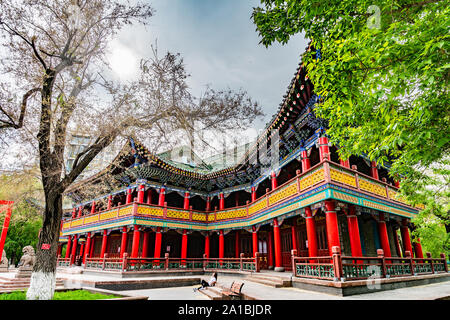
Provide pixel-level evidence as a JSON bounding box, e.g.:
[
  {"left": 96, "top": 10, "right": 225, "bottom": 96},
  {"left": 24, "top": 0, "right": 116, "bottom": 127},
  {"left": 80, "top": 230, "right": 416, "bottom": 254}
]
[
  {"left": 0, "top": 280, "right": 31, "bottom": 284},
  {"left": 244, "top": 277, "right": 284, "bottom": 288},
  {"left": 198, "top": 287, "right": 222, "bottom": 300},
  {"left": 0, "top": 285, "right": 65, "bottom": 294},
  {"left": 0, "top": 279, "right": 64, "bottom": 284},
  {"left": 206, "top": 286, "right": 224, "bottom": 296},
  {"left": 247, "top": 274, "right": 292, "bottom": 287},
  {"left": 250, "top": 273, "right": 290, "bottom": 281},
  {"left": 0, "top": 280, "right": 64, "bottom": 289}
]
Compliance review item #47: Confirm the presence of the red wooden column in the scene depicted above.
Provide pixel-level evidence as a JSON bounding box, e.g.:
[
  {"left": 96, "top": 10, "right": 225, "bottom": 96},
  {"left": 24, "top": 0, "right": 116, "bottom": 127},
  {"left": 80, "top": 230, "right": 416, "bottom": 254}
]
[
  {"left": 414, "top": 237, "right": 424, "bottom": 259},
  {"left": 204, "top": 232, "right": 210, "bottom": 258},
  {"left": 401, "top": 219, "right": 413, "bottom": 257},
  {"left": 219, "top": 230, "right": 224, "bottom": 264},
  {"left": 70, "top": 235, "right": 78, "bottom": 265},
  {"left": 252, "top": 226, "right": 258, "bottom": 258},
  {"left": 0, "top": 201, "right": 12, "bottom": 260},
  {"left": 83, "top": 233, "right": 91, "bottom": 264},
  {"left": 267, "top": 230, "right": 274, "bottom": 269},
  {"left": 273, "top": 218, "right": 284, "bottom": 272},
  {"left": 318, "top": 136, "right": 330, "bottom": 161},
  {"left": 142, "top": 229, "right": 150, "bottom": 258},
  {"left": 100, "top": 229, "right": 108, "bottom": 258},
  {"left": 154, "top": 227, "right": 163, "bottom": 262},
  {"left": 235, "top": 230, "right": 240, "bottom": 258},
  {"left": 107, "top": 195, "right": 112, "bottom": 210},
  {"left": 181, "top": 229, "right": 188, "bottom": 264},
  {"left": 234, "top": 192, "right": 240, "bottom": 207},
  {"left": 158, "top": 187, "right": 166, "bottom": 206},
  {"left": 205, "top": 196, "right": 211, "bottom": 212},
  {"left": 65, "top": 235, "right": 72, "bottom": 259},
  {"left": 131, "top": 225, "right": 141, "bottom": 258},
  {"left": 377, "top": 213, "right": 392, "bottom": 258},
  {"left": 251, "top": 187, "right": 256, "bottom": 202},
  {"left": 345, "top": 206, "right": 363, "bottom": 257},
  {"left": 79, "top": 242, "right": 85, "bottom": 264},
  {"left": 71, "top": 208, "right": 76, "bottom": 219},
  {"left": 137, "top": 184, "right": 145, "bottom": 203},
  {"left": 219, "top": 193, "right": 225, "bottom": 210},
  {"left": 271, "top": 172, "right": 278, "bottom": 190},
  {"left": 147, "top": 188, "right": 153, "bottom": 204},
  {"left": 370, "top": 161, "right": 379, "bottom": 180},
  {"left": 77, "top": 206, "right": 83, "bottom": 218},
  {"left": 89, "top": 235, "right": 95, "bottom": 258},
  {"left": 126, "top": 188, "right": 132, "bottom": 204},
  {"left": 119, "top": 226, "right": 128, "bottom": 258},
  {"left": 183, "top": 192, "right": 190, "bottom": 210},
  {"left": 300, "top": 149, "right": 311, "bottom": 172},
  {"left": 305, "top": 207, "right": 318, "bottom": 257},
  {"left": 340, "top": 159, "right": 350, "bottom": 168},
  {"left": 324, "top": 200, "right": 341, "bottom": 255},
  {"left": 90, "top": 201, "right": 96, "bottom": 215},
  {"left": 393, "top": 227, "right": 403, "bottom": 257},
  {"left": 291, "top": 219, "right": 298, "bottom": 252}
]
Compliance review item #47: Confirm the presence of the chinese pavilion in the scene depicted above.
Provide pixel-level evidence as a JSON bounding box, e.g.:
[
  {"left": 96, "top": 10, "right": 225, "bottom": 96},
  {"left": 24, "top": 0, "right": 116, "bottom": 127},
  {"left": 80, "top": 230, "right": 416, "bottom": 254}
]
[{"left": 57, "top": 47, "right": 427, "bottom": 276}]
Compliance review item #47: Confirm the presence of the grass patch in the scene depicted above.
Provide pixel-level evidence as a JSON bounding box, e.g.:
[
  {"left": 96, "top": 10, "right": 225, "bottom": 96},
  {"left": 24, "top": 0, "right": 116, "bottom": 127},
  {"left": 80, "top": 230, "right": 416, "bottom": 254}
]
[{"left": 0, "top": 289, "right": 120, "bottom": 300}]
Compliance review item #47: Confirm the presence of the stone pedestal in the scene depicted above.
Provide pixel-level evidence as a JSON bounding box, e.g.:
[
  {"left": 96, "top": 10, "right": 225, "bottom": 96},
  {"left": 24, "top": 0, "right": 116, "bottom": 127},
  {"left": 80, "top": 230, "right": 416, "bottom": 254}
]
[
  {"left": 15, "top": 266, "right": 33, "bottom": 279},
  {"left": 0, "top": 265, "right": 8, "bottom": 273}
]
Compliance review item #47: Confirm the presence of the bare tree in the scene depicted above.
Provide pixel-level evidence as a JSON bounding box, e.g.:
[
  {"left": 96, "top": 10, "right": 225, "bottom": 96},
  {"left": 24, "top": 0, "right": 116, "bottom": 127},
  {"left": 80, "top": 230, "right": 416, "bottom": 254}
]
[{"left": 0, "top": 0, "right": 263, "bottom": 299}]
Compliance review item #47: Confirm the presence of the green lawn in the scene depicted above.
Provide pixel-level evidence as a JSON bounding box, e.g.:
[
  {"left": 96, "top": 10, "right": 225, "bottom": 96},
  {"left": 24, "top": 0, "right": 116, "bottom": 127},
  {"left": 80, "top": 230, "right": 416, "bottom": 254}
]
[{"left": 0, "top": 289, "right": 120, "bottom": 300}]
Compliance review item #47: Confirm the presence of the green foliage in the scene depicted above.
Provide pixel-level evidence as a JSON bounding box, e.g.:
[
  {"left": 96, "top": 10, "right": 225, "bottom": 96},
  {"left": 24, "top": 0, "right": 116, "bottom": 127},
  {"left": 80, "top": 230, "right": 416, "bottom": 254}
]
[
  {"left": 252, "top": 1, "right": 450, "bottom": 253},
  {"left": 253, "top": 0, "right": 449, "bottom": 174},
  {"left": 414, "top": 217, "right": 449, "bottom": 258},
  {"left": 0, "top": 172, "right": 43, "bottom": 264},
  {"left": 51, "top": 290, "right": 119, "bottom": 300},
  {"left": 4, "top": 214, "right": 42, "bottom": 265},
  {"left": 0, "top": 290, "right": 26, "bottom": 300},
  {"left": 0, "top": 290, "right": 119, "bottom": 300}
]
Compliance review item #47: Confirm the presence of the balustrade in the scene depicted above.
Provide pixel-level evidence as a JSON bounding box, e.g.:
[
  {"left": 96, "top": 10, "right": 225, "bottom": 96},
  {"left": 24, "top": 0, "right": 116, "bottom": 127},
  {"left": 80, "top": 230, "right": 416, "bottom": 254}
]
[
  {"left": 58, "top": 252, "right": 260, "bottom": 273},
  {"left": 290, "top": 248, "right": 448, "bottom": 282}
]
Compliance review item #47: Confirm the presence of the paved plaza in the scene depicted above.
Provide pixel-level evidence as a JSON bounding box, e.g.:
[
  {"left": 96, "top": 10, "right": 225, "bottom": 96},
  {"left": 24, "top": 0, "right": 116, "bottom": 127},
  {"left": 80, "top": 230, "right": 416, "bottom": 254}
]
[
  {"left": 51, "top": 269, "right": 450, "bottom": 300},
  {"left": 1, "top": 268, "right": 449, "bottom": 300}
]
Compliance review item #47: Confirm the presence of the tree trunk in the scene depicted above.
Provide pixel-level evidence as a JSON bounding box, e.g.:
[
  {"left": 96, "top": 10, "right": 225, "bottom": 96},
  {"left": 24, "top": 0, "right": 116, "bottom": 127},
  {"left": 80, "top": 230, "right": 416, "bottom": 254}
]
[{"left": 26, "top": 190, "right": 63, "bottom": 300}]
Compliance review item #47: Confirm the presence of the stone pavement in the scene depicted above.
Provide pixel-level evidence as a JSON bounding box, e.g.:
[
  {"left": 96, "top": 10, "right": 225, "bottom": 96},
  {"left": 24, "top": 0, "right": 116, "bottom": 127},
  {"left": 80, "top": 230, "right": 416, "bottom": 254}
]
[
  {"left": 103, "top": 274, "right": 450, "bottom": 300},
  {"left": 119, "top": 284, "right": 210, "bottom": 300},
  {"left": 2, "top": 268, "right": 448, "bottom": 300}
]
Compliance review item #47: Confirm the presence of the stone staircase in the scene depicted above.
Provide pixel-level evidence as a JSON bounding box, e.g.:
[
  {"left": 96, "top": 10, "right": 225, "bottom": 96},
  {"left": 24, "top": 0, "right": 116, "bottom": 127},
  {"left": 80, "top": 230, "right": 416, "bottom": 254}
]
[
  {"left": 199, "top": 282, "right": 258, "bottom": 300},
  {"left": 0, "top": 274, "right": 65, "bottom": 293},
  {"left": 198, "top": 286, "right": 224, "bottom": 300},
  {"left": 244, "top": 273, "right": 292, "bottom": 288}
]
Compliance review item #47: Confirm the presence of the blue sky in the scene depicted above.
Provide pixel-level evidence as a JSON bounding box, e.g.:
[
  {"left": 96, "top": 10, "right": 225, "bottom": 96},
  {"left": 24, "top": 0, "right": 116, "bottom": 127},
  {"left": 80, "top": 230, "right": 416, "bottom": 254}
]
[{"left": 108, "top": 0, "right": 308, "bottom": 129}]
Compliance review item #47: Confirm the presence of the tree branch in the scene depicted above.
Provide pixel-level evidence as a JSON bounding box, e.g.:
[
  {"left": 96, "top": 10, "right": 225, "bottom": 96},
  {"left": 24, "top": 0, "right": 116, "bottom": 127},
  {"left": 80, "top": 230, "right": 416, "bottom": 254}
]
[{"left": 0, "top": 88, "right": 40, "bottom": 129}]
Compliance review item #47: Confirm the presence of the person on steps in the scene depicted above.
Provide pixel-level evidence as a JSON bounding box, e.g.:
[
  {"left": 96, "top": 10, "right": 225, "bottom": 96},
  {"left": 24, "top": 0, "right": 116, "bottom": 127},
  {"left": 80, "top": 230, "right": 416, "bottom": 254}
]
[{"left": 194, "top": 272, "right": 217, "bottom": 292}]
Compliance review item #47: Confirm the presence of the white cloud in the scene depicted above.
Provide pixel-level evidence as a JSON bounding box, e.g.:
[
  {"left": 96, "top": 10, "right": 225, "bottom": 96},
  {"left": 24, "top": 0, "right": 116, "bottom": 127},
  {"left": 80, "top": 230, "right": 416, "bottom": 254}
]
[{"left": 106, "top": 39, "right": 140, "bottom": 81}]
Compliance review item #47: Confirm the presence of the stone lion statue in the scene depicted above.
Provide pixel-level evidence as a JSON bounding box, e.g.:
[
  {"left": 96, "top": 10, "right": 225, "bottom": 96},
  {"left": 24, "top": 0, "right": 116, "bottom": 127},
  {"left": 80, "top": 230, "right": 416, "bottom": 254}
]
[
  {"left": 0, "top": 250, "right": 8, "bottom": 268},
  {"left": 18, "top": 246, "right": 36, "bottom": 268}
]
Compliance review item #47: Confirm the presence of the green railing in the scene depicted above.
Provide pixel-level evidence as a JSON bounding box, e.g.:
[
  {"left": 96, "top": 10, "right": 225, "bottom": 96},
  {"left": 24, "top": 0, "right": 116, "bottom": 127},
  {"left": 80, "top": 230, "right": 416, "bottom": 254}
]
[
  {"left": 292, "top": 254, "right": 335, "bottom": 280},
  {"left": 83, "top": 255, "right": 124, "bottom": 271},
  {"left": 386, "top": 263, "right": 412, "bottom": 277},
  {"left": 341, "top": 264, "right": 380, "bottom": 280},
  {"left": 203, "top": 254, "right": 258, "bottom": 272},
  {"left": 67, "top": 252, "right": 260, "bottom": 273},
  {"left": 291, "top": 248, "right": 449, "bottom": 282},
  {"left": 56, "top": 256, "right": 71, "bottom": 267},
  {"left": 296, "top": 264, "right": 335, "bottom": 279}
]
